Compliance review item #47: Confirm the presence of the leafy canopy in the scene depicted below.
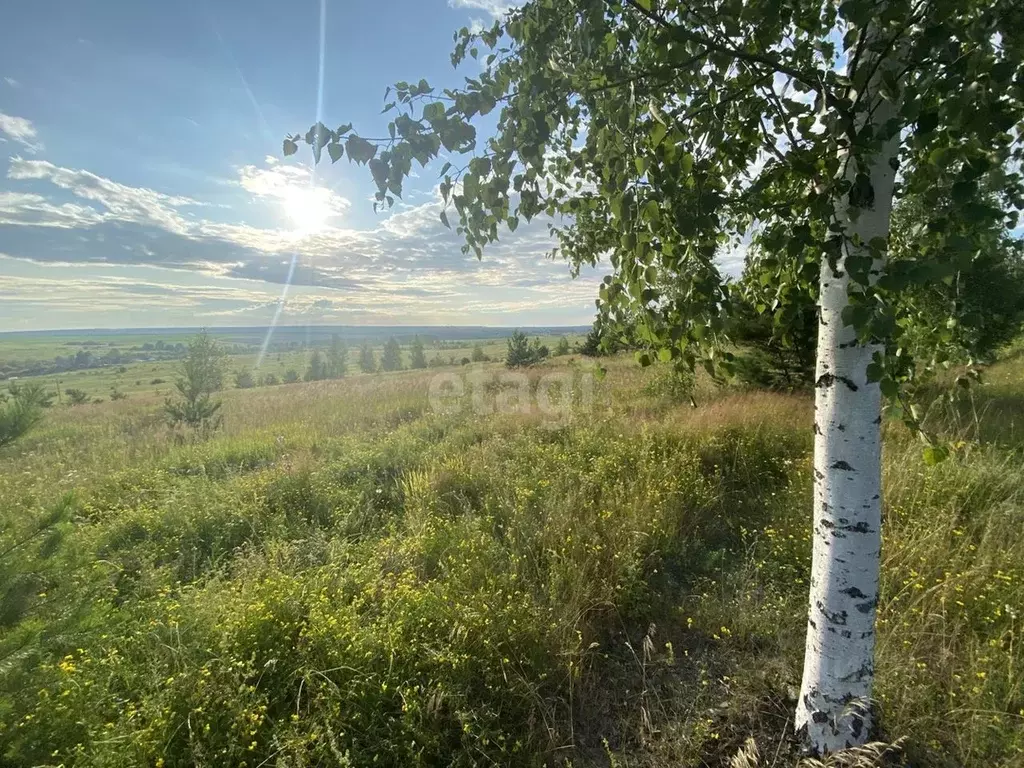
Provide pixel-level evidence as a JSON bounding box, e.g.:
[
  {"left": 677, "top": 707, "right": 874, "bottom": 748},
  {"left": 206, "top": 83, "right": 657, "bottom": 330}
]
[{"left": 293, "top": 0, "right": 1023, "bottom": 389}]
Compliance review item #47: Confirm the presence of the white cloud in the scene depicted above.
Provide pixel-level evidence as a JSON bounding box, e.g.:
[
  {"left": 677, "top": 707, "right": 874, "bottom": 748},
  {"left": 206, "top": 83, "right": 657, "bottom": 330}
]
[
  {"left": 447, "top": 0, "right": 517, "bottom": 20},
  {"left": 8, "top": 157, "right": 202, "bottom": 233},
  {"left": 0, "top": 113, "right": 42, "bottom": 153},
  {"left": 3, "top": 77, "right": 20, "bottom": 88}
]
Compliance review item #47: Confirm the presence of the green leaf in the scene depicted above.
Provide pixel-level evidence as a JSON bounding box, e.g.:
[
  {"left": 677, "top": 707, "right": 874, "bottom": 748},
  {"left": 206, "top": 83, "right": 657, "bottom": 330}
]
[
  {"left": 282, "top": 138, "right": 298, "bottom": 157},
  {"left": 922, "top": 445, "right": 949, "bottom": 466},
  {"left": 916, "top": 111, "right": 939, "bottom": 135},
  {"left": 327, "top": 143, "right": 344, "bottom": 163},
  {"left": 423, "top": 102, "right": 447, "bottom": 122},
  {"left": 649, "top": 122, "right": 667, "bottom": 148},
  {"left": 658, "top": 347, "right": 673, "bottom": 363},
  {"left": 345, "top": 135, "right": 377, "bottom": 165},
  {"left": 439, "top": 210, "right": 450, "bottom": 229}
]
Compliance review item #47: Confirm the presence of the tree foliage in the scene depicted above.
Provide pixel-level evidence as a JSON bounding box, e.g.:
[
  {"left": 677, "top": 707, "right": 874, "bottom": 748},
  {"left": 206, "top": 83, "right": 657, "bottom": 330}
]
[
  {"left": 305, "top": 350, "right": 328, "bottom": 382},
  {"left": 381, "top": 338, "right": 404, "bottom": 372},
  {"left": 505, "top": 330, "right": 549, "bottom": 368},
  {"left": 291, "top": 0, "right": 1022, "bottom": 392},
  {"left": 409, "top": 337, "right": 428, "bottom": 369},
  {"left": 0, "top": 389, "right": 43, "bottom": 449},
  {"left": 327, "top": 335, "right": 348, "bottom": 378},
  {"left": 358, "top": 343, "right": 377, "bottom": 374}
]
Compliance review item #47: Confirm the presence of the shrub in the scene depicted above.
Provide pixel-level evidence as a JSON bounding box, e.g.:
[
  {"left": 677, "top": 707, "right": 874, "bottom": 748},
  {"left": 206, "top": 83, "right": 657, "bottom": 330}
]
[
  {"left": 65, "top": 388, "right": 90, "bottom": 406},
  {"left": 283, "top": 369, "right": 300, "bottom": 384},
  {"left": 9, "top": 381, "right": 56, "bottom": 408},
  {"left": 235, "top": 369, "right": 255, "bottom": 389}
]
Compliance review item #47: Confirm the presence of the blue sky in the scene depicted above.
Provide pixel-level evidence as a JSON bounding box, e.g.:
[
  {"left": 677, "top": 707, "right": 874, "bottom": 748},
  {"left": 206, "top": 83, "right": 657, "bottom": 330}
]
[{"left": 0, "top": 0, "right": 606, "bottom": 330}]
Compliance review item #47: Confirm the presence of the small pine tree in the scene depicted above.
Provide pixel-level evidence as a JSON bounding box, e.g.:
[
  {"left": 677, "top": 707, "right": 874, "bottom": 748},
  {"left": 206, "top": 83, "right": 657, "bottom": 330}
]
[
  {"left": 327, "top": 335, "right": 348, "bottom": 378},
  {"left": 505, "top": 330, "right": 534, "bottom": 368},
  {"left": 358, "top": 343, "right": 376, "bottom": 373},
  {"left": 283, "top": 369, "right": 300, "bottom": 384},
  {"left": 578, "top": 325, "right": 604, "bottom": 357},
  {"left": 555, "top": 337, "right": 571, "bottom": 356},
  {"left": 8, "top": 381, "right": 55, "bottom": 408},
  {"left": 471, "top": 344, "right": 488, "bottom": 362},
  {"left": 409, "top": 337, "right": 428, "bottom": 369},
  {"left": 381, "top": 338, "right": 403, "bottom": 372},
  {"left": 0, "top": 388, "right": 43, "bottom": 447},
  {"left": 164, "top": 329, "right": 226, "bottom": 433},
  {"left": 305, "top": 350, "right": 327, "bottom": 382}
]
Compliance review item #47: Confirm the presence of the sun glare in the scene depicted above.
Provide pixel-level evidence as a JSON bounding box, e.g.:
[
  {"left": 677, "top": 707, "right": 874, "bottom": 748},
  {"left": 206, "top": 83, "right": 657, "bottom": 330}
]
[{"left": 281, "top": 186, "right": 331, "bottom": 235}]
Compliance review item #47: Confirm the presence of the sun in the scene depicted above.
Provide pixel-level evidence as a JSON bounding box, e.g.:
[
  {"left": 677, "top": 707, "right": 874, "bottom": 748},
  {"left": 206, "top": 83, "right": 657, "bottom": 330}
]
[{"left": 281, "top": 186, "right": 332, "bottom": 236}]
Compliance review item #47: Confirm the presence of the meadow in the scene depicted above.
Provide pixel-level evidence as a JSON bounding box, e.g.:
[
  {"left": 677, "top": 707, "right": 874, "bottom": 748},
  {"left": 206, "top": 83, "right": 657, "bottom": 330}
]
[
  {"left": 0, "top": 347, "right": 1022, "bottom": 766},
  {"left": 0, "top": 331, "right": 574, "bottom": 400}
]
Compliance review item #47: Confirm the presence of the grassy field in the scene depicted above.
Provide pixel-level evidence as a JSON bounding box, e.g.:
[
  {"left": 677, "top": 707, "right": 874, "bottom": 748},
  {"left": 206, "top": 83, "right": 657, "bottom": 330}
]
[
  {"left": 0, "top": 334, "right": 578, "bottom": 401},
  {"left": 0, "top": 349, "right": 1021, "bottom": 766}
]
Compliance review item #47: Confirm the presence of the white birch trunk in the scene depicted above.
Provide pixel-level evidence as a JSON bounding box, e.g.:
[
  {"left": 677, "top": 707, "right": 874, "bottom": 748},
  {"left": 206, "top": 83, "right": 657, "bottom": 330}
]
[{"left": 795, "top": 34, "right": 904, "bottom": 755}]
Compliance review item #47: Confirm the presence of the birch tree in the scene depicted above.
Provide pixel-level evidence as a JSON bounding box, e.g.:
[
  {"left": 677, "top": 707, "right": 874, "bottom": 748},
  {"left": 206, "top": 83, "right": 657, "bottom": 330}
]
[{"left": 291, "top": 0, "right": 1023, "bottom": 753}]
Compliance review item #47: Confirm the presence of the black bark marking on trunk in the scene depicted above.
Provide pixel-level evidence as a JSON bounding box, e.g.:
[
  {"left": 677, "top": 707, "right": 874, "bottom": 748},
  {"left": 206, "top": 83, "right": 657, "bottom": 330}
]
[
  {"left": 843, "top": 521, "right": 872, "bottom": 534},
  {"left": 851, "top": 714, "right": 865, "bottom": 740},
  {"left": 830, "top": 460, "right": 855, "bottom": 471},
  {"left": 840, "top": 661, "right": 874, "bottom": 683},
  {"left": 837, "top": 423, "right": 846, "bottom": 431},
  {"left": 840, "top": 586, "right": 869, "bottom": 599},
  {"left": 811, "top": 710, "right": 830, "bottom": 724},
  {"left": 813, "top": 421, "right": 822, "bottom": 435},
  {"left": 855, "top": 599, "right": 877, "bottom": 614},
  {"left": 814, "top": 468, "right": 825, "bottom": 481},
  {"left": 816, "top": 601, "right": 848, "bottom": 625},
  {"left": 873, "top": 415, "right": 882, "bottom": 424}
]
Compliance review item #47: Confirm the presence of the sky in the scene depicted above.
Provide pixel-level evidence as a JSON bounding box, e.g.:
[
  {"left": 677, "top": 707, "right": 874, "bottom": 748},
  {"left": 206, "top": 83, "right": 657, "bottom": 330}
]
[{"left": 0, "top": 0, "right": 612, "bottom": 331}]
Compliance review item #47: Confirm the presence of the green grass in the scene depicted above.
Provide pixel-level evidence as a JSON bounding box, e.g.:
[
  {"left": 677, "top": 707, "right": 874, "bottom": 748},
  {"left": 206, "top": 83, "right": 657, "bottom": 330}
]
[
  {"left": 2, "top": 334, "right": 582, "bottom": 401},
  {"left": 0, "top": 351, "right": 1021, "bottom": 766}
]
